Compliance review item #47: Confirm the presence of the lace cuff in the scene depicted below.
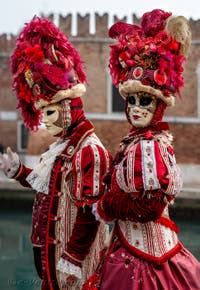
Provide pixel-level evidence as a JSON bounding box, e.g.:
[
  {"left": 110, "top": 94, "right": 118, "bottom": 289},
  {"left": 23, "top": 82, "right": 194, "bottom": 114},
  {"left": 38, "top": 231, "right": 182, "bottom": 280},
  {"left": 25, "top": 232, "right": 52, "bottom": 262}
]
[
  {"left": 92, "top": 202, "right": 105, "bottom": 222},
  {"left": 56, "top": 258, "right": 82, "bottom": 279},
  {"left": 92, "top": 201, "right": 114, "bottom": 224}
]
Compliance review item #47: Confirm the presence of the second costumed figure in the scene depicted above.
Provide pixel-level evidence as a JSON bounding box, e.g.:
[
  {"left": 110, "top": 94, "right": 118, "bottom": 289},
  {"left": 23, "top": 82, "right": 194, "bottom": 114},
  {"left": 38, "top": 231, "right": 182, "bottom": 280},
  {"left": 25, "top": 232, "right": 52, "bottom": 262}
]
[{"left": 83, "top": 9, "right": 200, "bottom": 290}]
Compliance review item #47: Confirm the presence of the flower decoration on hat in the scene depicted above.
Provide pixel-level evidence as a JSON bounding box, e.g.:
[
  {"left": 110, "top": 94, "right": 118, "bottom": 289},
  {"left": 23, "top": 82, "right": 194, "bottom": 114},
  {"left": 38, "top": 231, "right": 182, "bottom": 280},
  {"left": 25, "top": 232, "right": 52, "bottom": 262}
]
[
  {"left": 108, "top": 9, "right": 192, "bottom": 106},
  {"left": 11, "top": 16, "right": 87, "bottom": 130}
]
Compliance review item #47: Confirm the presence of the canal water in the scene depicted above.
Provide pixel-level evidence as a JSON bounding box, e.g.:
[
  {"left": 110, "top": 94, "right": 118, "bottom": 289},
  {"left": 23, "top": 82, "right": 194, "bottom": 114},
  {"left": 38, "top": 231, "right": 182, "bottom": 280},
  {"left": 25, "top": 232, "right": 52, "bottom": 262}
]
[{"left": 0, "top": 208, "right": 199, "bottom": 290}]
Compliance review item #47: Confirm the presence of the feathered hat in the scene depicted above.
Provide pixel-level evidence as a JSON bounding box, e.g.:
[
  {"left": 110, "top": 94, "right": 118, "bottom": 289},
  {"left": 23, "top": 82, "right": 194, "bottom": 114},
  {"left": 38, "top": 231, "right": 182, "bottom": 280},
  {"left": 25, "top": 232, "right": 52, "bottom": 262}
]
[
  {"left": 108, "top": 9, "right": 192, "bottom": 106},
  {"left": 11, "top": 16, "right": 87, "bottom": 130}
]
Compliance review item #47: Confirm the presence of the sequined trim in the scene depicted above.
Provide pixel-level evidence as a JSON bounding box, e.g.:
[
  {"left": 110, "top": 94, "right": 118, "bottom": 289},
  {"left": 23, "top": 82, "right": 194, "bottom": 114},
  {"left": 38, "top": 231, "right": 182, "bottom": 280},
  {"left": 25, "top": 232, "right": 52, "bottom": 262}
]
[
  {"left": 159, "top": 144, "right": 182, "bottom": 196},
  {"left": 141, "top": 139, "right": 160, "bottom": 191}
]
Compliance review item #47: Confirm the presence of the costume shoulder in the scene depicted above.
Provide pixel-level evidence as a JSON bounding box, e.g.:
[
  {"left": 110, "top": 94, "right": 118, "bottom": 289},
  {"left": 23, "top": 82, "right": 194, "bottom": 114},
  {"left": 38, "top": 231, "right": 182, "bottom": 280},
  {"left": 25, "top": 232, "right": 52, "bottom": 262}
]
[
  {"left": 72, "top": 133, "right": 111, "bottom": 200},
  {"left": 117, "top": 131, "right": 181, "bottom": 195}
]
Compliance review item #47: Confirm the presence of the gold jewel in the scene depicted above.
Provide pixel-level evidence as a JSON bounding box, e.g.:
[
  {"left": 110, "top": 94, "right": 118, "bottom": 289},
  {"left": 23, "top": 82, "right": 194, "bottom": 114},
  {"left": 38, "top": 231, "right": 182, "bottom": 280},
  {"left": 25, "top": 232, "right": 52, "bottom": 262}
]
[{"left": 25, "top": 69, "right": 34, "bottom": 88}]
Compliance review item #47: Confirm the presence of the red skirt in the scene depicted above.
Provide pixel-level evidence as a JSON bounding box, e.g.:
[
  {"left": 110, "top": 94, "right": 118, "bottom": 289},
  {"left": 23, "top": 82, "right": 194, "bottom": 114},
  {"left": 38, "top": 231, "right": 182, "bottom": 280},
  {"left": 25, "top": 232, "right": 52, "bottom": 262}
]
[{"left": 99, "top": 245, "right": 200, "bottom": 290}]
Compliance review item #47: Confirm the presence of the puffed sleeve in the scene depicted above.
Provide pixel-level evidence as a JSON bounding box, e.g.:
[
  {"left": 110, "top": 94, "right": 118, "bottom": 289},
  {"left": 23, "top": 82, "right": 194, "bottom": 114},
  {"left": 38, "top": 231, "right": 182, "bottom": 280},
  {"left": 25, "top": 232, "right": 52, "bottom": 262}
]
[
  {"left": 96, "top": 139, "right": 181, "bottom": 222},
  {"left": 72, "top": 144, "right": 111, "bottom": 202}
]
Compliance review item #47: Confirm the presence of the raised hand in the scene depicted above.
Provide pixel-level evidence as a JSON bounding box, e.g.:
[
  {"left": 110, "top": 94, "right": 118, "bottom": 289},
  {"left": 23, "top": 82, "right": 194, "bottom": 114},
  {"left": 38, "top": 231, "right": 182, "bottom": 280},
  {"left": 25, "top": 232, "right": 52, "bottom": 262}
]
[{"left": 0, "top": 147, "right": 20, "bottom": 178}]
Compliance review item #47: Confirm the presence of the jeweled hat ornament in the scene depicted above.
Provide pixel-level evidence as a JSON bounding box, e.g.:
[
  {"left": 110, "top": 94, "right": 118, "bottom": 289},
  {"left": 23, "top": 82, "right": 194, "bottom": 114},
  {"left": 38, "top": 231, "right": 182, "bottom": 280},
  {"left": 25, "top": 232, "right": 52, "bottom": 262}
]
[
  {"left": 108, "top": 9, "right": 192, "bottom": 106},
  {"left": 11, "top": 16, "right": 87, "bottom": 130}
]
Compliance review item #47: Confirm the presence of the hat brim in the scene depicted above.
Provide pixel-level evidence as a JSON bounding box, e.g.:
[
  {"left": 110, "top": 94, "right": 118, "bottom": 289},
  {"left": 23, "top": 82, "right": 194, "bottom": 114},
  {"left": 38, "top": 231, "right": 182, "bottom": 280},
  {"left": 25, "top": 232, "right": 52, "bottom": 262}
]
[
  {"left": 34, "top": 83, "right": 86, "bottom": 109},
  {"left": 119, "top": 80, "right": 175, "bottom": 106}
]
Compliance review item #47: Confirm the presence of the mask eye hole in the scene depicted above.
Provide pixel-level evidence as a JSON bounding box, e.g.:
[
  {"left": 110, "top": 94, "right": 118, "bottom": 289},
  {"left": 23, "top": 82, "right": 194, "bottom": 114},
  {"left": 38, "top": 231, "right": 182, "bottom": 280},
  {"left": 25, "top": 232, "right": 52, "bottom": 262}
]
[
  {"left": 140, "top": 96, "right": 153, "bottom": 106},
  {"left": 46, "top": 110, "right": 56, "bottom": 116},
  {"left": 128, "top": 95, "right": 136, "bottom": 105}
]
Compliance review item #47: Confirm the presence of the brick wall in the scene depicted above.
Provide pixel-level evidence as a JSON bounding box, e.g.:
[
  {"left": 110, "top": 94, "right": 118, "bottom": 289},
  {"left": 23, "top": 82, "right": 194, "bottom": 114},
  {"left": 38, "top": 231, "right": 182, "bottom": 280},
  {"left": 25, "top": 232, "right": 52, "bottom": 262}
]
[
  {"left": 92, "top": 120, "right": 200, "bottom": 164},
  {"left": 0, "top": 13, "right": 200, "bottom": 164}
]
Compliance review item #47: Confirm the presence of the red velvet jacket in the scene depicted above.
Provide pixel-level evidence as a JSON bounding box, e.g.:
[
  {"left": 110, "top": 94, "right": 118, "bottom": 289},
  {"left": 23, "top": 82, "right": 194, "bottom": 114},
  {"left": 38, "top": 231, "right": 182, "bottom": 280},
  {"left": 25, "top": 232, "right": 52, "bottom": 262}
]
[{"left": 13, "top": 119, "right": 111, "bottom": 289}]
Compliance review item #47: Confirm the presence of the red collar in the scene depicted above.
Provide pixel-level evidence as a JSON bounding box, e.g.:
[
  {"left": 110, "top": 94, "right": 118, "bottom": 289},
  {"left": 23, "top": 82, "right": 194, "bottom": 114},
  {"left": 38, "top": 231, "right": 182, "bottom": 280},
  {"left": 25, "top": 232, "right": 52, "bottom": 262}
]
[
  {"left": 61, "top": 119, "right": 94, "bottom": 159},
  {"left": 122, "top": 122, "right": 170, "bottom": 144}
]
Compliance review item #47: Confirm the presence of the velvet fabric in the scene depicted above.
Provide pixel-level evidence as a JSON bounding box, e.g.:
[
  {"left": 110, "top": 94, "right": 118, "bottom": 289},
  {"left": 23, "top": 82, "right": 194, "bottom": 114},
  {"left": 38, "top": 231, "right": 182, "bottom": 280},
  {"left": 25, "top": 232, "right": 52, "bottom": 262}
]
[
  {"left": 100, "top": 244, "right": 200, "bottom": 290},
  {"left": 33, "top": 246, "right": 43, "bottom": 279},
  {"left": 69, "top": 98, "right": 85, "bottom": 128},
  {"left": 66, "top": 206, "right": 100, "bottom": 261},
  {"left": 97, "top": 122, "right": 172, "bottom": 223},
  {"left": 82, "top": 118, "right": 200, "bottom": 290},
  {"left": 13, "top": 119, "right": 111, "bottom": 290},
  {"left": 97, "top": 189, "right": 168, "bottom": 223}
]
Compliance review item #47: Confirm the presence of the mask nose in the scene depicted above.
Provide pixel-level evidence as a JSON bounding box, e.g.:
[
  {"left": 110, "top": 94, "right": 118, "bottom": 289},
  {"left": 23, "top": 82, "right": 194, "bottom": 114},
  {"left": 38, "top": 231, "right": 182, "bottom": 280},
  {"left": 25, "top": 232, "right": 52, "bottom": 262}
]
[{"left": 131, "top": 106, "right": 141, "bottom": 113}]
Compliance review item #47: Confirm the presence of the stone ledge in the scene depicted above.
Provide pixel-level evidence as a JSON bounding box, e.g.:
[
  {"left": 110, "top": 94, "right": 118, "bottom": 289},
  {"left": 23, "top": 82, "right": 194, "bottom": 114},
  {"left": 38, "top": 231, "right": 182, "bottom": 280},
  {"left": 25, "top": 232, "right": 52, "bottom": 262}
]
[
  {"left": 0, "top": 180, "right": 200, "bottom": 199},
  {"left": 179, "top": 187, "right": 200, "bottom": 199}
]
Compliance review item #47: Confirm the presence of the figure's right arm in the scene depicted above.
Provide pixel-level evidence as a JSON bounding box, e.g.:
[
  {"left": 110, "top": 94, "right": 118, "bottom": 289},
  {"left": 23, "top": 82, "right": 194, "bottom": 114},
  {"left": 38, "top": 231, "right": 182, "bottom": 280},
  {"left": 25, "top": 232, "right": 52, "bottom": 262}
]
[{"left": 0, "top": 147, "right": 32, "bottom": 188}]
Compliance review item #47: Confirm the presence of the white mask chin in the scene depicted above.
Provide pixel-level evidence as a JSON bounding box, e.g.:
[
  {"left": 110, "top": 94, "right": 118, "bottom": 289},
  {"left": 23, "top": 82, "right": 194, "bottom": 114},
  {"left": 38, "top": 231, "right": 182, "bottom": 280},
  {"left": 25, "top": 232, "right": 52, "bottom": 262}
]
[
  {"left": 127, "top": 93, "right": 157, "bottom": 128},
  {"left": 41, "top": 103, "right": 63, "bottom": 136}
]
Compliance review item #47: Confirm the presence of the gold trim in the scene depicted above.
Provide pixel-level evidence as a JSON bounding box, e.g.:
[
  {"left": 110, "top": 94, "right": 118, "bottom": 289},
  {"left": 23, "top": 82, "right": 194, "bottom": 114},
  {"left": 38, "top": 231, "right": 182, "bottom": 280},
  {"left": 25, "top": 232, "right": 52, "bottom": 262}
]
[
  {"left": 51, "top": 44, "right": 58, "bottom": 62},
  {"left": 32, "top": 244, "right": 42, "bottom": 247},
  {"left": 61, "top": 128, "right": 94, "bottom": 159},
  {"left": 64, "top": 251, "right": 83, "bottom": 264}
]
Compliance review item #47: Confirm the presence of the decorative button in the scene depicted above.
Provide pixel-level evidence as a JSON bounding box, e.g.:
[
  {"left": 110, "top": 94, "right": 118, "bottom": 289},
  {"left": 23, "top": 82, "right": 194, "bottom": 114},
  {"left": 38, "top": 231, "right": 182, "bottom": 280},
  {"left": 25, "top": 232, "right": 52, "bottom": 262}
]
[
  {"left": 54, "top": 216, "right": 61, "bottom": 221},
  {"left": 133, "top": 223, "right": 138, "bottom": 230},
  {"left": 154, "top": 69, "right": 167, "bottom": 85},
  {"left": 67, "top": 145, "right": 74, "bottom": 155},
  {"left": 132, "top": 66, "right": 143, "bottom": 79},
  {"left": 135, "top": 240, "right": 140, "bottom": 247},
  {"left": 53, "top": 239, "right": 61, "bottom": 245}
]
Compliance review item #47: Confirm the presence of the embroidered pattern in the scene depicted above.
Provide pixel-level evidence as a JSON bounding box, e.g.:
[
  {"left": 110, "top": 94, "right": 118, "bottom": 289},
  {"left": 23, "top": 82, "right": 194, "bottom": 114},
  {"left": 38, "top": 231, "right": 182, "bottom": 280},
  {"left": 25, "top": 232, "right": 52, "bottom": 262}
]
[
  {"left": 141, "top": 139, "right": 160, "bottom": 191},
  {"left": 74, "top": 150, "right": 82, "bottom": 199},
  {"left": 56, "top": 166, "right": 78, "bottom": 289},
  {"left": 159, "top": 144, "right": 182, "bottom": 196},
  {"left": 118, "top": 219, "right": 179, "bottom": 259},
  {"left": 92, "top": 145, "right": 101, "bottom": 196},
  {"left": 116, "top": 144, "right": 138, "bottom": 192},
  {"left": 55, "top": 158, "right": 109, "bottom": 288},
  {"left": 109, "top": 250, "right": 155, "bottom": 283},
  {"left": 74, "top": 133, "right": 110, "bottom": 199},
  {"left": 127, "top": 145, "right": 137, "bottom": 192},
  {"left": 62, "top": 99, "right": 72, "bottom": 136}
]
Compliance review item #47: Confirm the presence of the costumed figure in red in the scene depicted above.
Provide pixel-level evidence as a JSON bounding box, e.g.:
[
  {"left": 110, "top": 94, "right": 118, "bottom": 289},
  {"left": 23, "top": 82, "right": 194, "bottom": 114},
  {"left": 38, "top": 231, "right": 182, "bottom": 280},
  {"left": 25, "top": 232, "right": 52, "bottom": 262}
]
[
  {"left": 82, "top": 9, "right": 200, "bottom": 290},
  {"left": 0, "top": 17, "right": 111, "bottom": 289}
]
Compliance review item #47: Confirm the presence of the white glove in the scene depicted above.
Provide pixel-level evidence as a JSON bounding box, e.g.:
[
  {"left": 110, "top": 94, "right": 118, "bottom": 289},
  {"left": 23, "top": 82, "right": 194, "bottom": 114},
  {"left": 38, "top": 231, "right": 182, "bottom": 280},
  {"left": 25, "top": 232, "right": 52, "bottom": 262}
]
[{"left": 0, "top": 147, "right": 20, "bottom": 178}]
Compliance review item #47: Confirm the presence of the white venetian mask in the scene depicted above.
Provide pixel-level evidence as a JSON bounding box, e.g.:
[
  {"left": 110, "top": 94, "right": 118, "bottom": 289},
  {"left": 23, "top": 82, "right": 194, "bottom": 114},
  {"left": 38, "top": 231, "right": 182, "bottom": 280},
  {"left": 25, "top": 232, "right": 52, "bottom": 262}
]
[
  {"left": 127, "top": 92, "right": 157, "bottom": 128},
  {"left": 41, "top": 103, "right": 63, "bottom": 136}
]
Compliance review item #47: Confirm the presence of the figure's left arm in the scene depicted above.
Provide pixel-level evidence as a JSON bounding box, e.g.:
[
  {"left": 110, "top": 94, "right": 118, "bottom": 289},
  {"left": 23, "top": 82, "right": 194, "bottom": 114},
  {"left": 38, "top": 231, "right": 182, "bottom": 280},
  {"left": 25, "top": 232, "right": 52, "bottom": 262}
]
[
  {"left": 57, "top": 144, "right": 111, "bottom": 280},
  {"left": 96, "top": 139, "right": 181, "bottom": 223}
]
